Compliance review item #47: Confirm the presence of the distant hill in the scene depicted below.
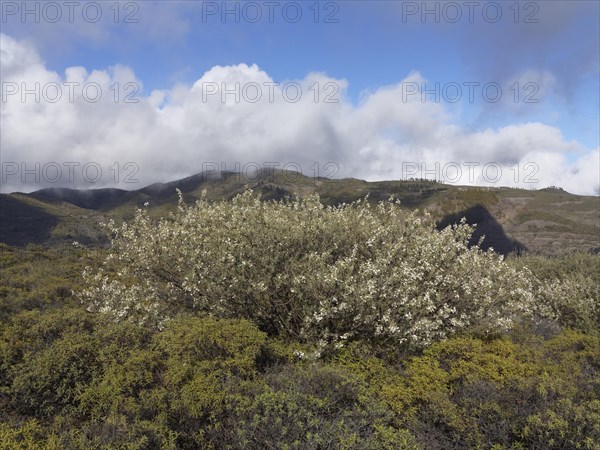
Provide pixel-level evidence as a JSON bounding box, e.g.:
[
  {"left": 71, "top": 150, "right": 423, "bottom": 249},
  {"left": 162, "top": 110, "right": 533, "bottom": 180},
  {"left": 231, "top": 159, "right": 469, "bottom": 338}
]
[{"left": 1, "top": 170, "right": 598, "bottom": 256}]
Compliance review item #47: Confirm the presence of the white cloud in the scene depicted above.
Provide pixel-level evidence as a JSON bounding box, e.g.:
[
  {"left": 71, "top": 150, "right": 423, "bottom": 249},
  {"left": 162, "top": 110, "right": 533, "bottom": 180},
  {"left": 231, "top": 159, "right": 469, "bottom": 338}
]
[{"left": 1, "top": 33, "right": 598, "bottom": 196}]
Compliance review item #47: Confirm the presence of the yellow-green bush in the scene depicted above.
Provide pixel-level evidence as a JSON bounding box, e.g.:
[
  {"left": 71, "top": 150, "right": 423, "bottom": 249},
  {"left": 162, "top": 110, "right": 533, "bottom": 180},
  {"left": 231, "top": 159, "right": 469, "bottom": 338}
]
[
  {"left": 0, "top": 420, "right": 61, "bottom": 450},
  {"left": 207, "top": 364, "right": 420, "bottom": 450},
  {"left": 1, "top": 301, "right": 598, "bottom": 448},
  {"left": 1, "top": 216, "right": 598, "bottom": 448},
  {"left": 354, "top": 332, "right": 600, "bottom": 450}
]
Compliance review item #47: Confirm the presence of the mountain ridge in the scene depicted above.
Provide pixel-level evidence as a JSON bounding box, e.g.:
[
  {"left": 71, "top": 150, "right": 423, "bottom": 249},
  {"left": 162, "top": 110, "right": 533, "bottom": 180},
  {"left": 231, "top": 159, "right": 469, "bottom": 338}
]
[{"left": 1, "top": 170, "right": 598, "bottom": 256}]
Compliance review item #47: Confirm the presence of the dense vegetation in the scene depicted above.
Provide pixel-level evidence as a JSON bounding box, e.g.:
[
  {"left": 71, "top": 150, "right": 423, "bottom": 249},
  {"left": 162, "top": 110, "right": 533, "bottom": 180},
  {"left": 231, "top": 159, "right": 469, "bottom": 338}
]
[{"left": 0, "top": 192, "right": 598, "bottom": 449}]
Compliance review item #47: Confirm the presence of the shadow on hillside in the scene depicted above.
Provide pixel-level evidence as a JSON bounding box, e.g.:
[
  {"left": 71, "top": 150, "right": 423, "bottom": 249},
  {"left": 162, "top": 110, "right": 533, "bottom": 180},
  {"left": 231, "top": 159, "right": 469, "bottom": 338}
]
[
  {"left": 437, "top": 204, "right": 526, "bottom": 257},
  {"left": 0, "top": 196, "right": 59, "bottom": 247}
]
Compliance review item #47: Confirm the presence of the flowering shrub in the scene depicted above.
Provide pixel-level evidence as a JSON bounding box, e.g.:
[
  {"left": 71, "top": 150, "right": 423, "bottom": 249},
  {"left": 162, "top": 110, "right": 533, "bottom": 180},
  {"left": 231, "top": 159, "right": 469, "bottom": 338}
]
[
  {"left": 80, "top": 190, "right": 535, "bottom": 351},
  {"left": 511, "top": 254, "right": 600, "bottom": 333}
]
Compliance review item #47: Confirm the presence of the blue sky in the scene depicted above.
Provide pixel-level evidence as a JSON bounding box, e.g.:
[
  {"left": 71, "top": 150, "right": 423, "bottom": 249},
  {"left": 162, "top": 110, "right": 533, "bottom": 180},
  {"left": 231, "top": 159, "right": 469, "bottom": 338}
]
[{"left": 1, "top": 1, "right": 599, "bottom": 193}]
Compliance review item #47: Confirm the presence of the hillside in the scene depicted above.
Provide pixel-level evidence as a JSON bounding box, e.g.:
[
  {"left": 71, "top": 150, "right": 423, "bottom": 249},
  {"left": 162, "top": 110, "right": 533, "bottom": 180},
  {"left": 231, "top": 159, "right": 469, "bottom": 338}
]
[{"left": 1, "top": 170, "right": 598, "bottom": 256}]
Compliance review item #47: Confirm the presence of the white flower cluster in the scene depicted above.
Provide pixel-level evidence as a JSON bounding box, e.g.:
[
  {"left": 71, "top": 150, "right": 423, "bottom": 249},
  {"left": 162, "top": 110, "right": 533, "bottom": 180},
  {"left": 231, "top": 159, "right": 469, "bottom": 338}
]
[{"left": 80, "top": 190, "right": 535, "bottom": 350}]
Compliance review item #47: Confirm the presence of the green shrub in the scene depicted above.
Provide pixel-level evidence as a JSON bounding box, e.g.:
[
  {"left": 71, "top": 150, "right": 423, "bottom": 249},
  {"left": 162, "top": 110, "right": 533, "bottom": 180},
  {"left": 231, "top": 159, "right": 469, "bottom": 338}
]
[
  {"left": 209, "top": 364, "right": 420, "bottom": 449},
  {"left": 0, "top": 419, "right": 61, "bottom": 450},
  {"left": 0, "top": 308, "right": 100, "bottom": 417},
  {"left": 373, "top": 332, "right": 600, "bottom": 449},
  {"left": 0, "top": 274, "right": 597, "bottom": 448},
  {"left": 2, "top": 209, "right": 598, "bottom": 449},
  {"left": 154, "top": 315, "right": 268, "bottom": 377}
]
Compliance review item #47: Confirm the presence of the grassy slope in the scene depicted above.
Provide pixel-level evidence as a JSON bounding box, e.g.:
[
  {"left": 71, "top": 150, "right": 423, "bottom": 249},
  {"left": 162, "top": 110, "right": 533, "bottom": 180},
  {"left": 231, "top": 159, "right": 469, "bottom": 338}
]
[{"left": 0, "top": 194, "right": 109, "bottom": 247}]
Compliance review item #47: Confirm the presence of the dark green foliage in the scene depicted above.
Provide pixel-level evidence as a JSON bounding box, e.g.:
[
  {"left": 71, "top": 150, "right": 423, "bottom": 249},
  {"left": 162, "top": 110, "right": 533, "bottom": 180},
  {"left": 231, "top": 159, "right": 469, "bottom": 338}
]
[
  {"left": 0, "top": 243, "right": 598, "bottom": 449},
  {"left": 209, "top": 364, "right": 419, "bottom": 449},
  {"left": 0, "top": 307, "right": 419, "bottom": 449},
  {"left": 339, "top": 332, "right": 600, "bottom": 450}
]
